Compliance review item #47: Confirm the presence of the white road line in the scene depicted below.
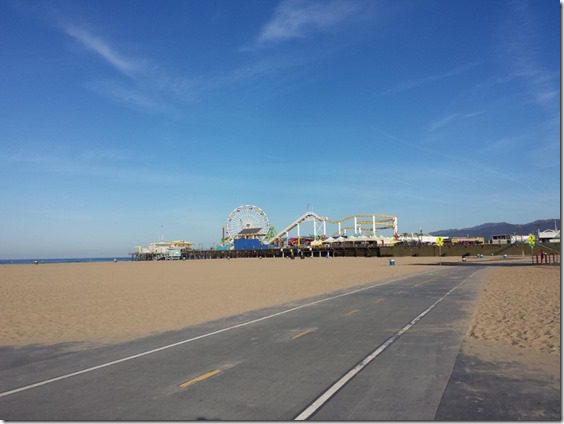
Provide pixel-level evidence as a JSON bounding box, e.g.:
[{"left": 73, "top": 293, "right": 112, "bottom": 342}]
[
  {"left": 294, "top": 275, "right": 471, "bottom": 421},
  {"left": 0, "top": 269, "right": 444, "bottom": 399}
]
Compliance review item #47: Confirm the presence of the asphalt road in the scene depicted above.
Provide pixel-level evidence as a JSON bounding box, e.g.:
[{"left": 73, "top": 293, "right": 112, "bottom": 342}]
[{"left": 0, "top": 266, "right": 484, "bottom": 420}]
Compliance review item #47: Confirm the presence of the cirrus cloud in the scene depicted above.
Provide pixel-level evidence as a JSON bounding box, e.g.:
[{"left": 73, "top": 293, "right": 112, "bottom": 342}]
[
  {"left": 63, "top": 24, "right": 145, "bottom": 76},
  {"left": 257, "top": 0, "right": 364, "bottom": 44}
]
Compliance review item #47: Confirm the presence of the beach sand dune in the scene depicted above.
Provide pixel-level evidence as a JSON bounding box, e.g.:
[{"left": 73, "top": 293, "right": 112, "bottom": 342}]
[{"left": 0, "top": 257, "right": 447, "bottom": 347}]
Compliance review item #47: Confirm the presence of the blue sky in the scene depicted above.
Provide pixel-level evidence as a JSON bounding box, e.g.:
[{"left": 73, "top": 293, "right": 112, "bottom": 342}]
[{"left": 0, "top": 0, "right": 560, "bottom": 258}]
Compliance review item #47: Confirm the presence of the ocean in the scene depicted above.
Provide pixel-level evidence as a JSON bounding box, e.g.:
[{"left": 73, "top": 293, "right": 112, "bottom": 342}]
[{"left": 0, "top": 257, "right": 132, "bottom": 265}]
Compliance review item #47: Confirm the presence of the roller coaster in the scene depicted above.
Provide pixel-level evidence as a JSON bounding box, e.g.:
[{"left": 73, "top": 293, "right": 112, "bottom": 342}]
[
  {"left": 267, "top": 212, "right": 398, "bottom": 245},
  {"left": 221, "top": 205, "right": 398, "bottom": 248}
]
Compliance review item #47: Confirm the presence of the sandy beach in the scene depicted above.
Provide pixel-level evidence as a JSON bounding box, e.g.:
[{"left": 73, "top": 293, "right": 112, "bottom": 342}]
[
  {"left": 468, "top": 263, "right": 560, "bottom": 355},
  {"left": 0, "top": 257, "right": 560, "bottom": 356},
  {"left": 457, "top": 262, "right": 561, "bottom": 411},
  {"left": 0, "top": 257, "right": 450, "bottom": 347}
]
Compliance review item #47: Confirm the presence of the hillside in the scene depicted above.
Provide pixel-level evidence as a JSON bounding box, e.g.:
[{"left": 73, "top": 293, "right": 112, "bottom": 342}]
[{"left": 430, "top": 219, "right": 560, "bottom": 239}]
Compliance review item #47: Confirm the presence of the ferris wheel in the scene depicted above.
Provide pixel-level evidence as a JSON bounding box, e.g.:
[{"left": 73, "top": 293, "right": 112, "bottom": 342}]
[{"left": 225, "top": 205, "right": 270, "bottom": 239}]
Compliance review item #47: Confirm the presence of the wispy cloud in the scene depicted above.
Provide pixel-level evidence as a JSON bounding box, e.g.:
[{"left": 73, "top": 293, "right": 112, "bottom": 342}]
[
  {"left": 0, "top": 148, "right": 183, "bottom": 185},
  {"left": 58, "top": 23, "right": 182, "bottom": 114},
  {"left": 0, "top": 147, "right": 273, "bottom": 189},
  {"left": 63, "top": 24, "right": 145, "bottom": 76},
  {"left": 428, "top": 111, "right": 484, "bottom": 132},
  {"left": 371, "top": 125, "right": 539, "bottom": 195},
  {"left": 58, "top": 20, "right": 314, "bottom": 115},
  {"left": 479, "top": 135, "right": 527, "bottom": 154},
  {"left": 256, "top": 0, "right": 363, "bottom": 45},
  {"left": 384, "top": 62, "right": 480, "bottom": 95},
  {"left": 495, "top": 1, "right": 558, "bottom": 106},
  {"left": 85, "top": 80, "right": 177, "bottom": 115}
]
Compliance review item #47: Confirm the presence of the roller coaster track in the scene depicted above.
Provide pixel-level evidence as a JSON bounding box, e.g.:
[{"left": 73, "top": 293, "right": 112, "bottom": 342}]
[
  {"left": 268, "top": 212, "right": 328, "bottom": 243},
  {"left": 267, "top": 212, "right": 398, "bottom": 243}
]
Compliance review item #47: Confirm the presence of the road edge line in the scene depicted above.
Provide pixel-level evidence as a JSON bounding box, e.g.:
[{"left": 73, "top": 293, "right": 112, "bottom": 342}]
[{"left": 294, "top": 270, "right": 477, "bottom": 421}]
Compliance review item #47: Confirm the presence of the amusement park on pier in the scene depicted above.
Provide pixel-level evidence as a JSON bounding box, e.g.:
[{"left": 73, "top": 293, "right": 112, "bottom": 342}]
[{"left": 133, "top": 205, "right": 559, "bottom": 262}]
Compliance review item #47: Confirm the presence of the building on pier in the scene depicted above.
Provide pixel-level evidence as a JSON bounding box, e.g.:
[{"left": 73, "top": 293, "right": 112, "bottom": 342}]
[{"left": 135, "top": 240, "right": 193, "bottom": 260}]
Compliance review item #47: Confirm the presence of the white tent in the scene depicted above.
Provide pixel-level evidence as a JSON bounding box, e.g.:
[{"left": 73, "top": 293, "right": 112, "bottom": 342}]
[{"left": 367, "top": 235, "right": 384, "bottom": 243}]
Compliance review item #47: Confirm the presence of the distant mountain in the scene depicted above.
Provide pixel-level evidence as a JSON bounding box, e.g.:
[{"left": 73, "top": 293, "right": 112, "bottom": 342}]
[{"left": 430, "top": 219, "right": 560, "bottom": 239}]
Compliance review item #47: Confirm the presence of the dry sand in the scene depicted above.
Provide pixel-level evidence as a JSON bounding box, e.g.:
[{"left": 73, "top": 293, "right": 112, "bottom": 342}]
[
  {"left": 460, "top": 263, "right": 561, "bottom": 404},
  {"left": 0, "top": 256, "right": 449, "bottom": 347},
  {"left": 2, "top": 257, "right": 560, "bottom": 358},
  {"left": 468, "top": 264, "right": 560, "bottom": 355}
]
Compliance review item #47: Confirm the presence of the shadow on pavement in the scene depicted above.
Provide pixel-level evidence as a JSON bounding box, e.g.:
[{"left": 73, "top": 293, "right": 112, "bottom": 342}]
[
  {"left": 0, "top": 342, "right": 99, "bottom": 371},
  {"left": 409, "top": 261, "right": 558, "bottom": 268},
  {"left": 435, "top": 350, "right": 561, "bottom": 420}
]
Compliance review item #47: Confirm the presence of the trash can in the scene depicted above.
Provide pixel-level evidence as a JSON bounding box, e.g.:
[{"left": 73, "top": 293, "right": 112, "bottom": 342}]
[{"left": 389, "top": 259, "right": 396, "bottom": 266}]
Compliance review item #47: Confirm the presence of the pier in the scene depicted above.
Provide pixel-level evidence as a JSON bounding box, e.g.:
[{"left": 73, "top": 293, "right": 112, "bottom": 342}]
[{"left": 133, "top": 243, "right": 560, "bottom": 261}]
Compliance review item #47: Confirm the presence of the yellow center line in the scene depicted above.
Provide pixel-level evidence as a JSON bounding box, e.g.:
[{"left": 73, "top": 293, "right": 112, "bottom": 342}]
[
  {"left": 292, "top": 329, "right": 314, "bottom": 340},
  {"left": 413, "top": 276, "right": 436, "bottom": 288},
  {"left": 344, "top": 309, "right": 360, "bottom": 316},
  {"left": 179, "top": 369, "right": 221, "bottom": 389}
]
